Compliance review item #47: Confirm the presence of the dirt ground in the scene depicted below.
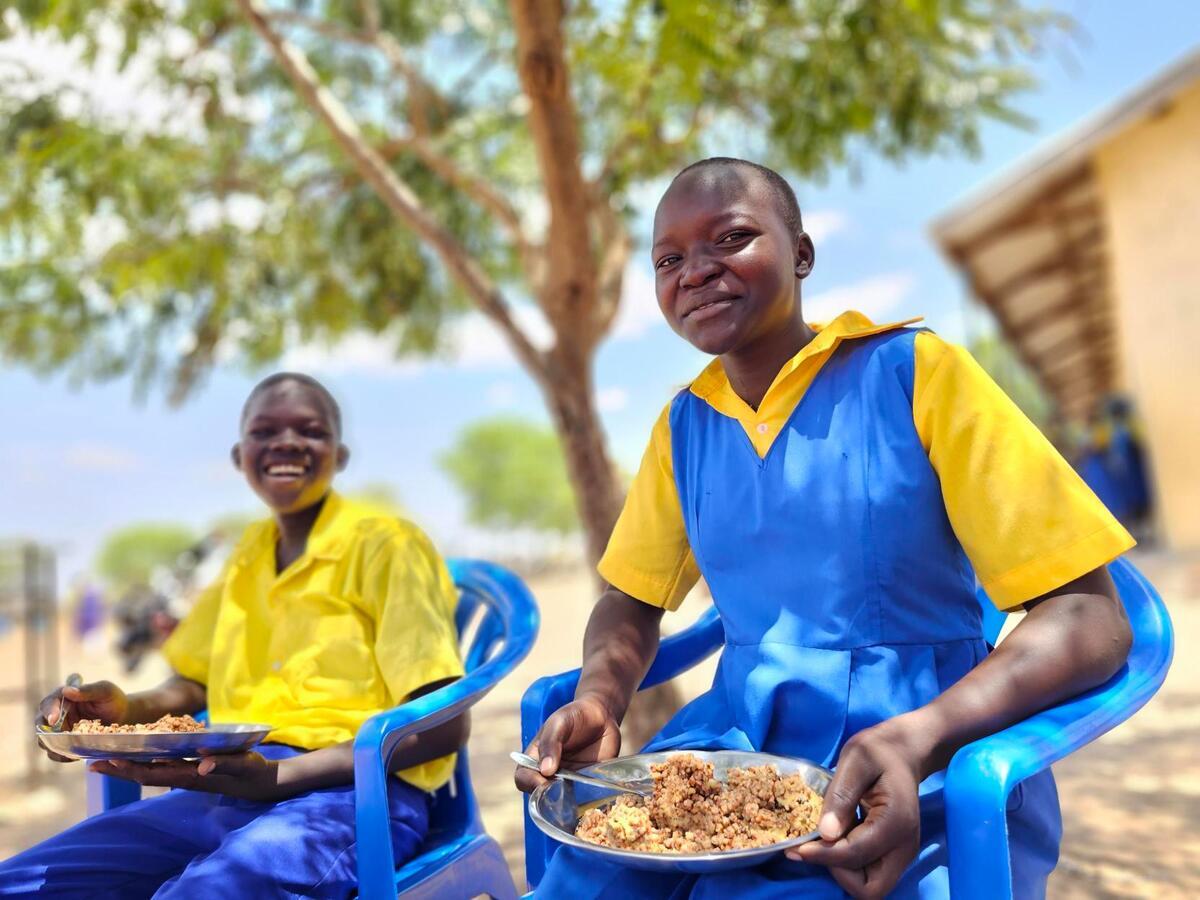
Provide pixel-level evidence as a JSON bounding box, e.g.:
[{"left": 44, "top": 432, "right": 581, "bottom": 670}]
[{"left": 1, "top": 551, "right": 1197, "bottom": 897}]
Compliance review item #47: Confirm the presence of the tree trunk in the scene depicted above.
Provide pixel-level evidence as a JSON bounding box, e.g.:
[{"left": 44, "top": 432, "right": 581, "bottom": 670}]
[
  {"left": 540, "top": 346, "right": 624, "bottom": 571},
  {"left": 240, "top": 0, "right": 684, "bottom": 744},
  {"left": 539, "top": 344, "right": 685, "bottom": 749}
]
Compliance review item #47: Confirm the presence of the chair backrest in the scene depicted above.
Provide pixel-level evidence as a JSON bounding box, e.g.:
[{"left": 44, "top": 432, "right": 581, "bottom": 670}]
[{"left": 426, "top": 558, "right": 538, "bottom": 838}]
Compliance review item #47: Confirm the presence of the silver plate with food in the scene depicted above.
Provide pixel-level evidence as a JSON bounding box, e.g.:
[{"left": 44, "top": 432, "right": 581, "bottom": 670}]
[
  {"left": 528, "top": 750, "right": 833, "bottom": 874},
  {"left": 36, "top": 723, "right": 273, "bottom": 761}
]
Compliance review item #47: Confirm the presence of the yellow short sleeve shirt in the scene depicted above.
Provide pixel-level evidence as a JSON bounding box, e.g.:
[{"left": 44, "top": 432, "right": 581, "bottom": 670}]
[
  {"left": 599, "top": 312, "right": 1134, "bottom": 612},
  {"left": 162, "top": 492, "right": 465, "bottom": 791}
]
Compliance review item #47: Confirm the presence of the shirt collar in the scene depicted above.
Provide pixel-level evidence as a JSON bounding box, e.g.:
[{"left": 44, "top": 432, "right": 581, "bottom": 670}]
[
  {"left": 302, "top": 491, "right": 353, "bottom": 561},
  {"left": 238, "top": 490, "right": 352, "bottom": 570},
  {"left": 689, "top": 310, "right": 923, "bottom": 404}
]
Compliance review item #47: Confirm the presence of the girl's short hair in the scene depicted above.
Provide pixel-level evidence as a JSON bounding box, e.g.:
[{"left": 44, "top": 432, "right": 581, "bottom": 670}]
[
  {"left": 241, "top": 372, "right": 343, "bottom": 436},
  {"left": 673, "top": 157, "right": 804, "bottom": 240}
]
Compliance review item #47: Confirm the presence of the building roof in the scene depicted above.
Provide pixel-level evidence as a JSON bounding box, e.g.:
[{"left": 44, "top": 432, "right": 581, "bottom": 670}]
[{"left": 930, "top": 47, "right": 1200, "bottom": 421}]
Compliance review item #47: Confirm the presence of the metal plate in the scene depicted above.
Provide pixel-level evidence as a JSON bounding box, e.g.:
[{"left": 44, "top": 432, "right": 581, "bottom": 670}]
[
  {"left": 528, "top": 750, "right": 832, "bottom": 874},
  {"left": 36, "top": 723, "right": 273, "bottom": 761}
]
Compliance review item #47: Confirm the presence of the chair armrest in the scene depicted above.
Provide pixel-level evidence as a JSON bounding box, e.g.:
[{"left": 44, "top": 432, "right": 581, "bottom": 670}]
[
  {"left": 641, "top": 604, "right": 723, "bottom": 689},
  {"left": 519, "top": 604, "right": 723, "bottom": 745},
  {"left": 946, "top": 559, "right": 1173, "bottom": 899},
  {"left": 355, "top": 559, "right": 538, "bottom": 900}
]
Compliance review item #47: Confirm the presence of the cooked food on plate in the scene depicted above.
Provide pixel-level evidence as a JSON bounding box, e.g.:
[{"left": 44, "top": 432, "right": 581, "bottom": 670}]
[
  {"left": 575, "top": 753, "right": 821, "bottom": 853},
  {"left": 72, "top": 714, "right": 206, "bottom": 735}
]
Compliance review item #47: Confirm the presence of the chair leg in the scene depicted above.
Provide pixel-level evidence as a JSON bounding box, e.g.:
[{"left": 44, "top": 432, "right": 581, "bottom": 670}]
[{"left": 86, "top": 770, "right": 142, "bottom": 816}]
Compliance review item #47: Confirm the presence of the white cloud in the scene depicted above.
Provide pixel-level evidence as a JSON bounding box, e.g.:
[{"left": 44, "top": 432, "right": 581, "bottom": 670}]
[
  {"left": 803, "top": 210, "right": 850, "bottom": 244},
  {"left": 61, "top": 441, "right": 142, "bottom": 472},
  {"left": 0, "top": 20, "right": 206, "bottom": 139},
  {"left": 282, "top": 332, "right": 425, "bottom": 377},
  {"left": 448, "top": 306, "right": 553, "bottom": 367},
  {"left": 612, "top": 265, "right": 664, "bottom": 340},
  {"left": 596, "top": 387, "right": 629, "bottom": 413},
  {"left": 486, "top": 381, "right": 517, "bottom": 408},
  {"left": 281, "top": 304, "right": 554, "bottom": 378},
  {"left": 186, "top": 194, "right": 267, "bottom": 233},
  {"left": 804, "top": 272, "right": 916, "bottom": 324},
  {"left": 81, "top": 212, "right": 129, "bottom": 261}
]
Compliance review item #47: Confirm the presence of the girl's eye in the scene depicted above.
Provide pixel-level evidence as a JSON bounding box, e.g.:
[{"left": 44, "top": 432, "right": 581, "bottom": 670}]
[
  {"left": 250, "top": 429, "right": 272, "bottom": 440},
  {"left": 655, "top": 255, "right": 679, "bottom": 270},
  {"left": 303, "top": 428, "right": 328, "bottom": 439},
  {"left": 719, "top": 230, "right": 752, "bottom": 244}
]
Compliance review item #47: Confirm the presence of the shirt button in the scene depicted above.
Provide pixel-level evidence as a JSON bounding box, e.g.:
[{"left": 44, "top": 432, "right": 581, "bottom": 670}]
[
  {"left": 756, "top": 423, "right": 769, "bottom": 434},
  {"left": 272, "top": 661, "right": 282, "bottom": 672}
]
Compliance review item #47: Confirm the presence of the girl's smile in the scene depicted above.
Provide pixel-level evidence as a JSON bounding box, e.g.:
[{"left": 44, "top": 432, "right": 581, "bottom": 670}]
[
  {"left": 682, "top": 291, "right": 739, "bottom": 323},
  {"left": 234, "top": 381, "right": 347, "bottom": 515}
]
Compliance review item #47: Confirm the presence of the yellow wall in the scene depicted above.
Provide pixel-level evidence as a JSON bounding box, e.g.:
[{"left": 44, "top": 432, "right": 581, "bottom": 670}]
[{"left": 1095, "top": 80, "right": 1200, "bottom": 548}]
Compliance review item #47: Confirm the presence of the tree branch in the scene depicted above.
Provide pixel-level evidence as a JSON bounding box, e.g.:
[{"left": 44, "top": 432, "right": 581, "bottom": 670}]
[
  {"left": 591, "top": 196, "right": 631, "bottom": 338},
  {"left": 378, "top": 134, "right": 540, "bottom": 287},
  {"left": 509, "top": 0, "right": 596, "bottom": 337},
  {"left": 266, "top": 9, "right": 372, "bottom": 47},
  {"left": 359, "top": 0, "right": 381, "bottom": 35},
  {"left": 266, "top": 7, "right": 447, "bottom": 137},
  {"left": 236, "top": 0, "right": 545, "bottom": 377}
]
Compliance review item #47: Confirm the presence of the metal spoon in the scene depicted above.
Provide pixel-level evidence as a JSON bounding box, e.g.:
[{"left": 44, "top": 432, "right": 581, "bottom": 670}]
[
  {"left": 48, "top": 673, "right": 83, "bottom": 733},
  {"left": 511, "top": 751, "right": 654, "bottom": 799}
]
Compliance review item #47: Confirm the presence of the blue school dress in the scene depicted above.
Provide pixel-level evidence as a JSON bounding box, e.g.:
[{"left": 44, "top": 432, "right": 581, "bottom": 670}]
[{"left": 537, "top": 314, "right": 1133, "bottom": 899}]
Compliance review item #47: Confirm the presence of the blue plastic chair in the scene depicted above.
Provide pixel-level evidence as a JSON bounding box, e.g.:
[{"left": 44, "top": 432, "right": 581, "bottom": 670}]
[
  {"left": 86, "top": 558, "right": 539, "bottom": 900},
  {"left": 519, "top": 557, "right": 1173, "bottom": 897}
]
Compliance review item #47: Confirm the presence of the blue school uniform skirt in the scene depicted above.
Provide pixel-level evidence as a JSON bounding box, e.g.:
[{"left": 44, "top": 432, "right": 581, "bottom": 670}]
[
  {"left": 0, "top": 744, "right": 430, "bottom": 899},
  {"left": 537, "top": 330, "right": 1061, "bottom": 899}
]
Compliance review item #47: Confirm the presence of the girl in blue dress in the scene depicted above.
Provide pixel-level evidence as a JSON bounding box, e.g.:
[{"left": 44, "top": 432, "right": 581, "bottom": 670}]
[{"left": 516, "top": 158, "right": 1135, "bottom": 899}]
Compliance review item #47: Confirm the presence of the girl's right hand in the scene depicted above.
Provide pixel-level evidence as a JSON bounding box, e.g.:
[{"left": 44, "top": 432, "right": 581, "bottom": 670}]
[
  {"left": 514, "top": 694, "right": 623, "bottom": 793},
  {"left": 37, "top": 680, "right": 129, "bottom": 761}
]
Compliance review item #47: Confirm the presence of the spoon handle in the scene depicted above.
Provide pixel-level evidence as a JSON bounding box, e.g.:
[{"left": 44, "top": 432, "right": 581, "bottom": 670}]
[
  {"left": 51, "top": 673, "right": 83, "bottom": 733},
  {"left": 511, "top": 751, "right": 652, "bottom": 798}
]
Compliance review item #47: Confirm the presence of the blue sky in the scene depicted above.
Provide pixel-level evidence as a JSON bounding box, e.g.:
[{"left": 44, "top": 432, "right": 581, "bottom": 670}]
[{"left": 3, "top": 2, "right": 1198, "bottom": 579}]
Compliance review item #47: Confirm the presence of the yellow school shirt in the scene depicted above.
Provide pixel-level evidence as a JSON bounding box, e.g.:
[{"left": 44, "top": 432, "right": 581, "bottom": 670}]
[
  {"left": 600, "top": 311, "right": 1134, "bottom": 612},
  {"left": 162, "top": 492, "right": 464, "bottom": 791}
]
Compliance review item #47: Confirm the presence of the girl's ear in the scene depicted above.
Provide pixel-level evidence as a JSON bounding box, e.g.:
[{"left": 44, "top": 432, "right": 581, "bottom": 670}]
[
  {"left": 795, "top": 231, "right": 816, "bottom": 280},
  {"left": 230, "top": 444, "right": 242, "bottom": 470},
  {"left": 336, "top": 444, "right": 351, "bottom": 472}
]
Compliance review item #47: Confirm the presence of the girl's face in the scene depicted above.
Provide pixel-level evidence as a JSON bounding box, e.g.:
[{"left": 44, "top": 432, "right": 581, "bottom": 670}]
[
  {"left": 232, "top": 380, "right": 348, "bottom": 515},
  {"left": 651, "top": 168, "right": 812, "bottom": 356}
]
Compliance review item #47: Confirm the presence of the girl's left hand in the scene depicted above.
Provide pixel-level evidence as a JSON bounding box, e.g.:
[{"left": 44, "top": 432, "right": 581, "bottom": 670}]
[
  {"left": 89, "top": 752, "right": 282, "bottom": 802},
  {"left": 786, "top": 721, "right": 925, "bottom": 900}
]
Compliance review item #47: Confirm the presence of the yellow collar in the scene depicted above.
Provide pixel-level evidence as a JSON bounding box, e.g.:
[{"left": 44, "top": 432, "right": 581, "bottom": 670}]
[
  {"left": 688, "top": 310, "right": 923, "bottom": 457},
  {"left": 299, "top": 491, "right": 354, "bottom": 561},
  {"left": 238, "top": 490, "right": 353, "bottom": 571}
]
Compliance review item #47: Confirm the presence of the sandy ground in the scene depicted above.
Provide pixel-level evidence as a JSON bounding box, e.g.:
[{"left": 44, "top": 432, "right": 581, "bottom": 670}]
[{"left": 1, "top": 551, "right": 1197, "bottom": 897}]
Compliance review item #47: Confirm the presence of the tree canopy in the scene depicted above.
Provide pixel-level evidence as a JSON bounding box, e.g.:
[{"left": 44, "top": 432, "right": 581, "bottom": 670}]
[
  {"left": 0, "top": 0, "right": 1066, "bottom": 560},
  {"left": 94, "top": 521, "right": 198, "bottom": 589},
  {"left": 440, "top": 416, "right": 577, "bottom": 535}
]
